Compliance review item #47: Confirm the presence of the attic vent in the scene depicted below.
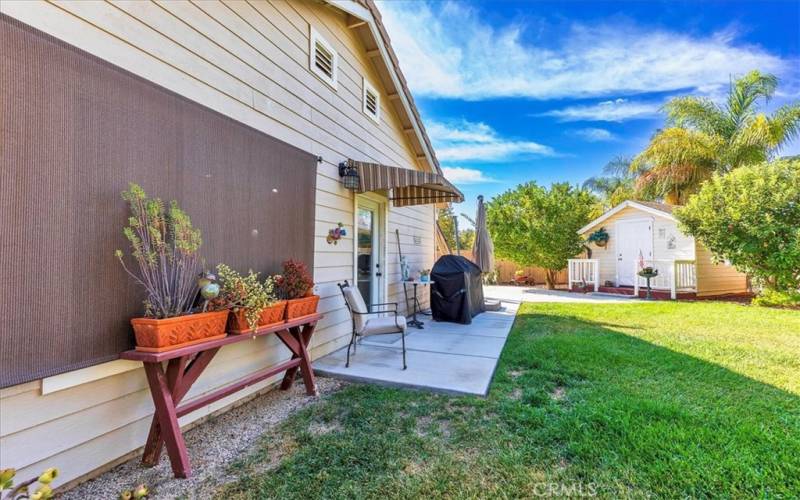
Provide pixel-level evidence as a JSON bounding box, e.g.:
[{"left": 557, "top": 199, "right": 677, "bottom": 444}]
[
  {"left": 363, "top": 78, "right": 380, "bottom": 122},
  {"left": 310, "top": 28, "right": 337, "bottom": 88}
]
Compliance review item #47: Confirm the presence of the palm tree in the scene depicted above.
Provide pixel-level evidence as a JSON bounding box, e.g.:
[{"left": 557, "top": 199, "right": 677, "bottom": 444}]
[
  {"left": 632, "top": 70, "right": 800, "bottom": 204},
  {"left": 583, "top": 156, "right": 640, "bottom": 209}
]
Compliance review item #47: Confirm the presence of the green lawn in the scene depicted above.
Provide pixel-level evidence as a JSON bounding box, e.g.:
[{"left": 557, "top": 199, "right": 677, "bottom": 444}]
[{"left": 216, "top": 302, "right": 800, "bottom": 499}]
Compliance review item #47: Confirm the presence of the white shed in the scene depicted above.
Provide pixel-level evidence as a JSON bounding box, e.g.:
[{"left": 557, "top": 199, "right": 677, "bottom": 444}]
[{"left": 568, "top": 200, "right": 748, "bottom": 299}]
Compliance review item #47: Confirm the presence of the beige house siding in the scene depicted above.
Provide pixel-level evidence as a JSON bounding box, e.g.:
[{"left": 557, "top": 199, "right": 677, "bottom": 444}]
[
  {"left": 694, "top": 243, "right": 749, "bottom": 297},
  {"left": 0, "top": 0, "right": 434, "bottom": 487},
  {"left": 581, "top": 206, "right": 694, "bottom": 286}
]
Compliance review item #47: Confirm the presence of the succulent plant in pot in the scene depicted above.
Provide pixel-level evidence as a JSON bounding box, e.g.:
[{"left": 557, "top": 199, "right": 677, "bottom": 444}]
[
  {"left": 276, "top": 259, "right": 319, "bottom": 320},
  {"left": 213, "top": 264, "right": 285, "bottom": 333},
  {"left": 115, "top": 183, "right": 228, "bottom": 352}
]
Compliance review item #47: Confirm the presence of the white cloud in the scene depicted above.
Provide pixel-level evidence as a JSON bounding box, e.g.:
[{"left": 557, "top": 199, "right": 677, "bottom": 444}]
[
  {"left": 545, "top": 98, "right": 662, "bottom": 122},
  {"left": 441, "top": 167, "right": 498, "bottom": 184},
  {"left": 377, "top": 1, "right": 788, "bottom": 101},
  {"left": 568, "top": 127, "right": 618, "bottom": 141},
  {"left": 427, "top": 120, "right": 555, "bottom": 162}
]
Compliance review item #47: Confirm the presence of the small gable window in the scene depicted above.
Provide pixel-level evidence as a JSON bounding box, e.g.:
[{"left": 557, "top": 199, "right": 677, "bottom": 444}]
[
  {"left": 363, "top": 77, "right": 380, "bottom": 122},
  {"left": 310, "top": 27, "right": 337, "bottom": 89}
]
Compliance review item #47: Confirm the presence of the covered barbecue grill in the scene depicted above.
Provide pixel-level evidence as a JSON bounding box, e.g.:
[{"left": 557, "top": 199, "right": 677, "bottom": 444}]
[{"left": 430, "top": 255, "right": 485, "bottom": 324}]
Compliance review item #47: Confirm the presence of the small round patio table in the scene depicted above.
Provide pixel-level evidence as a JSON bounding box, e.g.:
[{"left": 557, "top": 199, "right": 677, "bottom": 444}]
[{"left": 404, "top": 280, "right": 434, "bottom": 329}]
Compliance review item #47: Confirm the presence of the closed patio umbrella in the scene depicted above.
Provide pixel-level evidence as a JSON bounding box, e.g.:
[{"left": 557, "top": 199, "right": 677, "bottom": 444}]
[{"left": 472, "top": 195, "right": 494, "bottom": 274}]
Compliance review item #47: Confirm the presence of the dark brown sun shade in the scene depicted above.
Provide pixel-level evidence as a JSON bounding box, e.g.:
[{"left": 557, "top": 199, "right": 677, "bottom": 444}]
[
  {"left": 346, "top": 159, "right": 464, "bottom": 207},
  {"left": 0, "top": 15, "right": 317, "bottom": 388}
]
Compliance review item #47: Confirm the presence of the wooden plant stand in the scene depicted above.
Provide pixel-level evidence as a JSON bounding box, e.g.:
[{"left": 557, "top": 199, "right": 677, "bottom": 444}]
[{"left": 120, "top": 313, "right": 322, "bottom": 478}]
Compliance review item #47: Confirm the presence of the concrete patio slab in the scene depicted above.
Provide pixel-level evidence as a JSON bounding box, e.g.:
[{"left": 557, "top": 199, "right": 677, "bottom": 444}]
[
  {"left": 484, "top": 285, "right": 641, "bottom": 304},
  {"left": 366, "top": 329, "right": 508, "bottom": 358},
  {"left": 313, "top": 301, "right": 519, "bottom": 396},
  {"left": 313, "top": 345, "right": 501, "bottom": 395}
]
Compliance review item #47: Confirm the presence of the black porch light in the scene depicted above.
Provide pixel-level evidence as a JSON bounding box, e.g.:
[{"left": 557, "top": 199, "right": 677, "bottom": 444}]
[{"left": 338, "top": 161, "right": 360, "bottom": 190}]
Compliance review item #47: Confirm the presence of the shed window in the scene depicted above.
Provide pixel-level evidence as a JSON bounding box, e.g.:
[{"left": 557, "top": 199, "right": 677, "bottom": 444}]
[
  {"left": 310, "top": 28, "right": 337, "bottom": 89},
  {"left": 362, "top": 78, "right": 380, "bottom": 122}
]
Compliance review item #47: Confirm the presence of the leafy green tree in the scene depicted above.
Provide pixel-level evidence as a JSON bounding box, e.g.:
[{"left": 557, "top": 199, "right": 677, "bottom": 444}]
[
  {"left": 675, "top": 158, "right": 800, "bottom": 297},
  {"left": 633, "top": 70, "right": 800, "bottom": 204},
  {"left": 437, "top": 206, "right": 474, "bottom": 253},
  {"left": 487, "top": 182, "right": 597, "bottom": 288},
  {"left": 583, "top": 156, "right": 643, "bottom": 209},
  {"left": 459, "top": 228, "right": 476, "bottom": 251}
]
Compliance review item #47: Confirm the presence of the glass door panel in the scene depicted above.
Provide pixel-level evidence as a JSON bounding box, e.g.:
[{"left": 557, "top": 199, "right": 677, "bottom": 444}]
[{"left": 357, "top": 207, "right": 374, "bottom": 304}]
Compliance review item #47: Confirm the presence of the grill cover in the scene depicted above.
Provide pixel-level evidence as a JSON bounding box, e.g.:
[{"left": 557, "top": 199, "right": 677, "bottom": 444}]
[{"left": 431, "top": 255, "right": 485, "bottom": 324}]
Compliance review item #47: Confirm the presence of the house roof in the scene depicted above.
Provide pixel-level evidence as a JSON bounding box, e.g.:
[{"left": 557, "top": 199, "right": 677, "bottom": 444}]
[
  {"left": 578, "top": 200, "right": 677, "bottom": 234},
  {"left": 326, "top": 0, "right": 442, "bottom": 175}
]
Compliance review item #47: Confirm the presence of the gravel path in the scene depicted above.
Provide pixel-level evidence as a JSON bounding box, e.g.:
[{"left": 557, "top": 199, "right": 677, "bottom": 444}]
[{"left": 60, "top": 377, "right": 346, "bottom": 500}]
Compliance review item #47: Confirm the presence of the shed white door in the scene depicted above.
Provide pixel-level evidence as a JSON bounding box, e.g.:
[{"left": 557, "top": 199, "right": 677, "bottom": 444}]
[{"left": 616, "top": 220, "right": 653, "bottom": 286}]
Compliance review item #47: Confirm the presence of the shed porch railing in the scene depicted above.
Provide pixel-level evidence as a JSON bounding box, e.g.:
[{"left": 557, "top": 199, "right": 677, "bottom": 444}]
[
  {"left": 567, "top": 259, "right": 599, "bottom": 292},
  {"left": 634, "top": 259, "right": 697, "bottom": 299}
]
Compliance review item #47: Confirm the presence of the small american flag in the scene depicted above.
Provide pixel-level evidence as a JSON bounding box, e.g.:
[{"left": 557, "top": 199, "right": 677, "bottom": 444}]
[{"left": 638, "top": 249, "right": 645, "bottom": 270}]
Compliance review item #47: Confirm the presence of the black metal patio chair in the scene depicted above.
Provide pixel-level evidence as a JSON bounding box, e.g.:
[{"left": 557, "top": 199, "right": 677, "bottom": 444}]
[{"left": 338, "top": 280, "right": 407, "bottom": 370}]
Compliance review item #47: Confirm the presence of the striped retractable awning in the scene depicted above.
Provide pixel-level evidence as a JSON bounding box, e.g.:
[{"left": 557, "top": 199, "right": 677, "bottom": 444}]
[{"left": 347, "top": 159, "right": 464, "bottom": 207}]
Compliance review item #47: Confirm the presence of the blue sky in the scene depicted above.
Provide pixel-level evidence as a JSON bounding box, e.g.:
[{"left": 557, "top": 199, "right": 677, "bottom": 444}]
[{"left": 377, "top": 0, "right": 800, "bottom": 223}]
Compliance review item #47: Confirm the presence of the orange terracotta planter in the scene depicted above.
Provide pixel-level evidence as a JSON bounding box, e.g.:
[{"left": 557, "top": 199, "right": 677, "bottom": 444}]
[
  {"left": 285, "top": 295, "right": 320, "bottom": 320},
  {"left": 131, "top": 310, "right": 229, "bottom": 352},
  {"left": 229, "top": 301, "right": 288, "bottom": 334},
  {"left": 259, "top": 300, "right": 287, "bottom": 327}
]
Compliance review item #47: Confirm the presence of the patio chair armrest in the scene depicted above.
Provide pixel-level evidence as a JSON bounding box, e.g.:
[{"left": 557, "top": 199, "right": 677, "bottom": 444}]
[
  {"left": 351, "top": 309, "right": 396, "bottom": 319},
  {"left": 368, "top": 302, "right": 398, "bottom": 312}
]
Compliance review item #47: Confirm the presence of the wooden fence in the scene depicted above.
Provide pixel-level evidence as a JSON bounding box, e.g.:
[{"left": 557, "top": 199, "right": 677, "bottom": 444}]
[
  {"left": 441, "top": 249, "right": 567, "bottom": 285},
  {"left": 493, "top": 259, "right": 568, "bottom": 285}
]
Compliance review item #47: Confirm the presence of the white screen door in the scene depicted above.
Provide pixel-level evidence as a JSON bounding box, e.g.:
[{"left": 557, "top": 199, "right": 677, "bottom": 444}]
[
  {"left": 356, "top": 197, "right": 384, "bottom": 307},
  {"left": 616, "top": 220, "right": 653, "bottom": 286}
]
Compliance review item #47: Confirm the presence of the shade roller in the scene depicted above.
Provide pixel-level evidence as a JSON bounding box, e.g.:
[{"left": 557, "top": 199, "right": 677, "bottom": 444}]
[{"left": 347, "top": 159, "right": 464, "bottom": 207}]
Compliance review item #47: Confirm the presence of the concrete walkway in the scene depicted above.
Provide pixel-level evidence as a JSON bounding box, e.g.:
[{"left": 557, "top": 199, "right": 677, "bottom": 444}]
[
  {"left": 484, "top": 285, "right": 640, "bottom": 304},
  {"left": 313, "top": 300, "right": 519, "bottom": 396}
]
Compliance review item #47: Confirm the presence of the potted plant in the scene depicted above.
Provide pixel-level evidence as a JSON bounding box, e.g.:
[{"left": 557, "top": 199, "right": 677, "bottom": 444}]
[
  {"left": 213, "top": 264, "right": 286, "bottom": 333},
  {"left": 276, "top": 259, "right": 319, "bottom": 320},
  {"left": 419, "top": 269, "right": 431, "bottom": 282},
  {"left": 587, "top": 227, "right": 610, "bottom": 248},
  {"left": 115, "top": 184, "right": 228, "bottom": 352}
]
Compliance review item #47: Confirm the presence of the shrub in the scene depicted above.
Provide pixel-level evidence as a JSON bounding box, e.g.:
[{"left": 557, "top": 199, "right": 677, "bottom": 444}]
[
  {"left": 1, "top": 467, "right": 58, "bottom": 500},
  {"left": 751, "top": 289, "right": 800, "bottom": 308},
  {"left": 276, "top": 259, "right": 314, "bottom": 299},
  {"left": 675, "top": 158, "right": 800, "bottom": 296},
  {"left": 115, "top": 183, "right": 202, "bottom": 318}
]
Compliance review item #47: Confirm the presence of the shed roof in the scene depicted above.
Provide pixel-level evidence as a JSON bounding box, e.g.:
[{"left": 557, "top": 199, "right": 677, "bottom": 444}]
[
  {"left": 579, "top": 200, "right": 677, "bottom": 234},
  {"left": 635, "top": 201, "right": 676, "bottom": 214}
]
